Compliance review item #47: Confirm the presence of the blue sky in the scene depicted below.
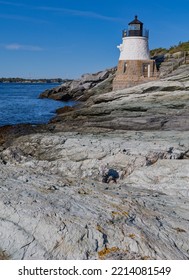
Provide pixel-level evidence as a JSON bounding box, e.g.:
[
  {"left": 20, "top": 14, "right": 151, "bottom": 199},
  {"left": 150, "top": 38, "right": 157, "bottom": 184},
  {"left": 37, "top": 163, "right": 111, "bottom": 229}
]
[{"left": 0, "top": 0, "right": 188, "bottom": 78}]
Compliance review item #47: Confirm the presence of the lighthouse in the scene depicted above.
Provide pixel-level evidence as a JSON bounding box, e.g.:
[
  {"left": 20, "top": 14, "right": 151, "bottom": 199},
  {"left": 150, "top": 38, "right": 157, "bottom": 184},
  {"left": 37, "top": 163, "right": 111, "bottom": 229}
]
[{"left": 113, "top": 16, "right": 157, "bottom": 90}]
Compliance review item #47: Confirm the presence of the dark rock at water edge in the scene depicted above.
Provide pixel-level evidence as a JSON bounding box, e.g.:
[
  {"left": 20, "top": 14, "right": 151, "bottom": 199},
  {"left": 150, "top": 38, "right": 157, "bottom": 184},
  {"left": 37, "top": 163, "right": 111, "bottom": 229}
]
[{"left": 39, "top": 67, "right": 116, "bottom": 102}]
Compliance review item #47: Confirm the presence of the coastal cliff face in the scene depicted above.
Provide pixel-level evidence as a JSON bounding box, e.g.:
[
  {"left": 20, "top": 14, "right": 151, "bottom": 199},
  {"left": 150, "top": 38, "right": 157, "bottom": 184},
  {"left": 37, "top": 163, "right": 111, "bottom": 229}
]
[
  {"left": 0, "top": 65, "right": 189, "bottom": 260},
  {"left": 51, "top": 64, "right": 189, "bottom": 132}
]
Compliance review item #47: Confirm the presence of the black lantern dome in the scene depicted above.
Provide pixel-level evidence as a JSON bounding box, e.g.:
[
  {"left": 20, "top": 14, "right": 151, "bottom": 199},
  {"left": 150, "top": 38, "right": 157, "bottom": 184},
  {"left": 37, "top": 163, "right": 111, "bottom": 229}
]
[
  {"left": 128, "top": 15, "right": 143, "bottom": 36},
  {"left": 122, "top": 16, "right": 148, "bottom": 38}
]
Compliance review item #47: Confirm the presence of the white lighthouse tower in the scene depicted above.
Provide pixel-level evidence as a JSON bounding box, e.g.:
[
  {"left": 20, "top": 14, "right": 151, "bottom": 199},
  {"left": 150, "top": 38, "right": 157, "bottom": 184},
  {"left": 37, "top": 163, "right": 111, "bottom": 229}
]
[{"left": 113, "top": 16, "right": 157, "bottom": 90}]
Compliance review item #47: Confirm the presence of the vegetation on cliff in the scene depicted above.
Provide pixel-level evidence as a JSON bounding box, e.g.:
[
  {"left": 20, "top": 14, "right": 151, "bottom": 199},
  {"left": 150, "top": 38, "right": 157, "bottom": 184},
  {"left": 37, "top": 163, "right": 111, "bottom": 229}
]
[{"left": 150, "top": 40, "right": 189, "bottom": 56}]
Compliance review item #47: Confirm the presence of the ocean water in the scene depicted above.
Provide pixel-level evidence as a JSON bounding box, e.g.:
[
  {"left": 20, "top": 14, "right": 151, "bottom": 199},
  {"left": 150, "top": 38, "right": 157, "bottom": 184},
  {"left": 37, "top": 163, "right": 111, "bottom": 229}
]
[{"left": 0, "top": 83, "right": 73, "bottom": 127}]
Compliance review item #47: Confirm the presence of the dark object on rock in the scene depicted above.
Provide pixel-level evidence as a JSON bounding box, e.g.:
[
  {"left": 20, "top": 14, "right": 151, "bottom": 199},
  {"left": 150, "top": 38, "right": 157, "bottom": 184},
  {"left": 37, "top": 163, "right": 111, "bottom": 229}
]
[
  {"left": 56, "top": 106, "right": 74, "bottom": 115},
  {"left": 102, "top": 169, "right": 119, "bottom": 183},
  {"left": 167, "top": 147, "right": 174, "bottom": 154}
]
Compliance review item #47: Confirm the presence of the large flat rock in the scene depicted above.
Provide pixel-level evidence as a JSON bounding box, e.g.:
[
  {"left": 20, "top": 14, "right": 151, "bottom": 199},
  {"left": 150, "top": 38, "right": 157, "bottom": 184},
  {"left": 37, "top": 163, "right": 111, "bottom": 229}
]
[{"left": 0, "top": 130, "right": 189, "bottom": 259}]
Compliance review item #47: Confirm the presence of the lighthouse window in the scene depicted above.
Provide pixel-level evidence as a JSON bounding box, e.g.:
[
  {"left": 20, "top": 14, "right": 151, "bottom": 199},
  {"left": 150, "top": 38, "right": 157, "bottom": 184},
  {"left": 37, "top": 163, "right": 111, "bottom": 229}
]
[
  {"left": 130, "top": 24, "right": 140, "bottom": 30},
  {"left": 123, "top": 62, "right": 127, "bottom": 73}
]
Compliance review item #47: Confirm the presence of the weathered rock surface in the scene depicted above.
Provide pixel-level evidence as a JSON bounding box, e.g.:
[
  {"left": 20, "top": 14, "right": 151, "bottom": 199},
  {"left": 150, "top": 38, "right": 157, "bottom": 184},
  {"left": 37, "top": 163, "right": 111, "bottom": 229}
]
[
  {"left": 0, "top": 130, "right": 189, "bottom": 260},
  {"left": 0, "top": 64, "right": 189, "bottom": 260},
  {"left": 39, "top": 67, "right": 116, "bottom": 102},
  {"left": 51, "top": 65, "right": 189, "bottom": 132},
  {"left": 159, "top": 56, "right": 187, "bottom": 77}
]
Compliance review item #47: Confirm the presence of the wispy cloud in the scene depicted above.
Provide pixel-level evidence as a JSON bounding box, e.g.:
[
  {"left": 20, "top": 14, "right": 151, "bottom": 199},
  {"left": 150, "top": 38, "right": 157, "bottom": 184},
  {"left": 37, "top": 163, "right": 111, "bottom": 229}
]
[
  {"left": 38, "top": 6, "right": 122, "bottom": 22},
  {"left": 0, "top": 1, "right": 27, "bottom": 7},
  {"left": 0, "top": 13, "right": 48, "bottom": 24},
  {"left": 3, "top": 43, "right": 43, "bottom": 51},
  {"left": 0, "top": 1, "right": 122, "bottom": 22}
]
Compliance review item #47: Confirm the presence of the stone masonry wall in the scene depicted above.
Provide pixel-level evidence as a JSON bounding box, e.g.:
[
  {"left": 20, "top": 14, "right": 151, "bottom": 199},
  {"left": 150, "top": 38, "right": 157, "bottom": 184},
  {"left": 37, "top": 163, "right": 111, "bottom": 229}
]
[{"left": 113, "top": 59, "right": 158, "bottom": 90}]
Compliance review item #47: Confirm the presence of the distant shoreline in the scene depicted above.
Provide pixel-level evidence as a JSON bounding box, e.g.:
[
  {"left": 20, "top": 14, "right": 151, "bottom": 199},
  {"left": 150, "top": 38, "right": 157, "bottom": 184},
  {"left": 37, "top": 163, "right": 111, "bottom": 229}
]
[{"left": 0, "top": 78, "right": 71, "bottom": 84}]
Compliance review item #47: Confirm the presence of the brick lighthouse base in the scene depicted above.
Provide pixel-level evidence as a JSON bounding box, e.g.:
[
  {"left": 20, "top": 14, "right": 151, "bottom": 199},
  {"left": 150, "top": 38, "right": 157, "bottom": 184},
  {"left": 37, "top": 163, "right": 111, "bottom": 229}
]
[{"left": 113, "top": 59, "right": 158, "bottom": 90}]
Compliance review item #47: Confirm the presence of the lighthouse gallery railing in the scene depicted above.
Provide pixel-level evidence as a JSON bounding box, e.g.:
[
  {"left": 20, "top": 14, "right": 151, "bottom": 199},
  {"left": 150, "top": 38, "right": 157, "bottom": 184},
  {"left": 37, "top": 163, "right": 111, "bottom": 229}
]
[{"left": 122, "top": 29, "right": 149, "bottom": 38}]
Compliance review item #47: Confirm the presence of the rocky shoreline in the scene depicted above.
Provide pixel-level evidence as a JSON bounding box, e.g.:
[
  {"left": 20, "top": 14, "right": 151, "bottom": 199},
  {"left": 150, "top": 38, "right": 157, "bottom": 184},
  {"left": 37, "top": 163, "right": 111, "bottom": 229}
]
[
  {"left": 39, "top": 67, "right": 116, "bottom": 102},
  {"left": 0, "top": 65, "right": 189, "bottom": 260}
]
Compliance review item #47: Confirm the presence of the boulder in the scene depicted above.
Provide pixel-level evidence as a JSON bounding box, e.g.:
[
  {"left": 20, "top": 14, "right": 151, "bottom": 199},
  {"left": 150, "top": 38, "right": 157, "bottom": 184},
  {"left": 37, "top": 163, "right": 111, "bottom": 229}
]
[{"left": 39, "top": 67, "right": 116, "bottom": 101}]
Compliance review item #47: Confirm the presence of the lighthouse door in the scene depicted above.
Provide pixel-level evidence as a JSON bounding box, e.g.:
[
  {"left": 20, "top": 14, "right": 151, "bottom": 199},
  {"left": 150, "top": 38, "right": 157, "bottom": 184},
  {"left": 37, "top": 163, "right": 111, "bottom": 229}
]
[{"left": 142, "top": 63, "right": 150, "bottom": 77}]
